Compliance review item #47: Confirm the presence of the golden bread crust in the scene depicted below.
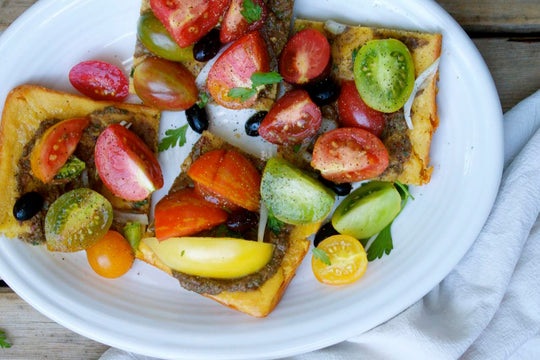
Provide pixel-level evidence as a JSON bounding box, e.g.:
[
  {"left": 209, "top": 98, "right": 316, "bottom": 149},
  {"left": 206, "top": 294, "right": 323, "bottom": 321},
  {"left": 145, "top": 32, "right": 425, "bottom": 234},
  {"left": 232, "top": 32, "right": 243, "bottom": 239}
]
[{"left": 0, "top": 85, "right": 160, "bottom": 239}]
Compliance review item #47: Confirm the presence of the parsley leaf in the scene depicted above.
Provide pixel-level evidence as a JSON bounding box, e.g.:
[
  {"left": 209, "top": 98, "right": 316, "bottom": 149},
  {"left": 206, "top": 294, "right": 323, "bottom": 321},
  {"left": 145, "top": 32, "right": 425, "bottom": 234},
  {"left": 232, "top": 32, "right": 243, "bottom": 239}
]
[
  {"left": 228, "top": 72, "right": 283, "bottom": 102},
  {"left": 293, "top": 144, "right": 302, "bottom": 153},
  {"left": 251, "top": 72, "right": 283, "bottom": 88},
  {"left": 228, "top": 87, "right": 257, "bottom": 102},
  {"left": 198, "top": 92, "right": 209, "bottom": 108},
  {"left": 395, "top": 180, "right": 415, "bottom": 203},
  {"left": 241, "top": 0, "right": 262, "bottom": 24},
  {"left": 312, "top": 248, "right": 331, "bottom": 265},
  {"left": 158, "top": 124, "right": 188, "bottom": 152},
  {"left": 0, "top": 330, "right": 11, "bottom": 349},
  {"left": 267, "top": 213, "right": 285, "bottom": 235}
]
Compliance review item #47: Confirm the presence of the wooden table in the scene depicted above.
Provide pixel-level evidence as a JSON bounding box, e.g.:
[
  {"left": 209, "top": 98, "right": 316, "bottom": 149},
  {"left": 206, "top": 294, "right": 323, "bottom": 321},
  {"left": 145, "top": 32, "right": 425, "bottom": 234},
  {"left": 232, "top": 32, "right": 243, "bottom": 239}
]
[{"left": 0, "top": 0, "right": 539, "bottom": 359}]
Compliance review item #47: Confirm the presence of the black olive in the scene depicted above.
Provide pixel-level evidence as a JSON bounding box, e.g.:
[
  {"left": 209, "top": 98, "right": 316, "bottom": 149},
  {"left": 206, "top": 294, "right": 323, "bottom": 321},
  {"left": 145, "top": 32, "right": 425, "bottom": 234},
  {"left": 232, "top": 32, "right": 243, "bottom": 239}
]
[
  {"left": 317, "top": 175, "right": 352, "bottom": 196},
  {"left": 245, "top": 111, "right": 268, "bottom": 137},
  {"left": 186, "top": 104, "right": 209, "bottom": 134},
  {"left": 193, "top": 28, "right": 221, "bottom": 62},
  {"left": 13, "top": 192, "right": 44, "bottom": 221},
  {"left": 226, "top": 209, "right": 259, "bottom": 234},
  {"left": 314, "top": 222, "right": 339, "bottom": 247},
  {"left": 306, "top": 77, "right": 341, "bottom": 106}
]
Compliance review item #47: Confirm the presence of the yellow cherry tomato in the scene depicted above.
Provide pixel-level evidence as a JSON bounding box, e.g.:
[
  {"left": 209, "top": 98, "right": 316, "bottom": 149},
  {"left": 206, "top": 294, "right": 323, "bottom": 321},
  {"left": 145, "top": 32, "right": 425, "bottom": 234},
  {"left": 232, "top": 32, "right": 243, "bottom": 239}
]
[
  {"left": 86, "top": 230, "right": 134, "bottom": 278},
  {"left": 311, "top": 234, "right": 368, "bottom": 285}
]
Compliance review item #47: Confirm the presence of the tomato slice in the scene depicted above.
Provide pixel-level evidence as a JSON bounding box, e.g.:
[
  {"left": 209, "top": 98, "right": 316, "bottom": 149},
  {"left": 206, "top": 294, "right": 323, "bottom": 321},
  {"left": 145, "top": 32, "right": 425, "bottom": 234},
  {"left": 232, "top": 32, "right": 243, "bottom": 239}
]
[
  {"left": 187, "top": 149, "right": 261, "bottom": 211},
  {"left": 133, "top": 57, "right": 198, "bottom": 111},
  {"left": 95, "top": 124, "right": 163, "bottom": 201},
  {"left": 311, "top": 234, "right": 368, "bottom": 285},
  {"left": 69, "top": 60, "right": 129, "bottom": 101},
  {"left": 194, "top": 182, "right": 241, "bottom": 212},
  {"left": 220, "top": 0, "right": 267, "bottom": 44},
  {"left": 311, "top": 127, "right": 389, "bottom": 183},
  {"left": 154, "top": 188, "right": 229, "bottom": 240},
  {"left": 279, "top": 29, "right": 331, "bottom": 85},
  {"left": 207, "top": 31, "right": 270, "bottom": 109},
  {"left": 86, "top": 230, "right": 134, "bottom": 278},
  {"left": 338, "top": 80, "right": 386, "bottom": 137},
  {"left": 149, "top": 0, "right": 230, "bottom": 48},
  {"left": 258, "top": 89, "right": 322, "bottom": 145},
  {"left": 30, "top": 118, "right": 90, "bottom": 183}
]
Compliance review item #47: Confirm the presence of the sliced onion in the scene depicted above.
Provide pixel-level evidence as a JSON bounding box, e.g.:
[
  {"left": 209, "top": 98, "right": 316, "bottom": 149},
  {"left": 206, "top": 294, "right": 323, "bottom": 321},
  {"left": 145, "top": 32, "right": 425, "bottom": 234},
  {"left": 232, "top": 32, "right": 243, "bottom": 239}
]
[
  {"left": 258, "top": 202, "right": 268, "bottom": 243},
  {"left": 81, "top": 169, "right": 89, "bottom": 187},
  {"left": 403, "top": 57, "right": 440, "bottom": 130},
  {"left": 119, "top": 120, "right": 133, "bottom": 129},
  {"left": 113, "top": 211, "right": 149, "bottom": 225},
  {"left": 324, "top": 20, "right": 347, "bottom": 35}
]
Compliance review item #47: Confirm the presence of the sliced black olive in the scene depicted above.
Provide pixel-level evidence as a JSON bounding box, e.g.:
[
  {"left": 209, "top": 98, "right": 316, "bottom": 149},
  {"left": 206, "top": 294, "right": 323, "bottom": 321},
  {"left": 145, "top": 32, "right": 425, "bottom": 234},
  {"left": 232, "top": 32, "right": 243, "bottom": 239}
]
[
  {"left": 306, "top": 77, "right": 341, "bottom": 106},
  {"left": 13, "top": 192, "right": 44, "bottom": 221},
  {"left": 226, "top": 209, "right": 259, "bottom": 235},
  {"left": 245, "top": 111, "right": 268, "bottom": 137},
  {"left": 193, "top": 28, "right": 221, "bottom": 62},
  {"left": 314, "top": 222, "right": 339, "bottom": 247},
  {"left": 317, "top": 175, "right": 352, "bottom": 196},
  {"left": 186, "top": 104, "right": 209, "bottom": 134}
]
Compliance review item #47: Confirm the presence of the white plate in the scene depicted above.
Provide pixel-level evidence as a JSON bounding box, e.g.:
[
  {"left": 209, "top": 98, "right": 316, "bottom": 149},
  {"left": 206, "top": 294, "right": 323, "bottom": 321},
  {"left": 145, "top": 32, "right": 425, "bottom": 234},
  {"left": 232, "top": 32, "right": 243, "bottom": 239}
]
[{"left": 0, "top": 0, "right": 503, "bottom": 359}]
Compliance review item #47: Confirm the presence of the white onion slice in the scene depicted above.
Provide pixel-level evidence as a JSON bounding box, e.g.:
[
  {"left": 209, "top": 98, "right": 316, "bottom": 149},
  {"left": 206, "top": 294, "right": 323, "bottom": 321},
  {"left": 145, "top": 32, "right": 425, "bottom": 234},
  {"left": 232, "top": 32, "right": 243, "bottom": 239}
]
[
  {"left": 113, "top": 211, "right": 149, "bottom": 225},
  {"left": 324, "top": 20, "right": 347, "bottom": 35},
  {"left": 403, "top": 57, "right": 440, "bottom": 129},
  {"left": 258, "top": 202, "right": 268, "bottom": 243},
  {"left": 80, "top": 169, "right": 89, "bottom": 187}
]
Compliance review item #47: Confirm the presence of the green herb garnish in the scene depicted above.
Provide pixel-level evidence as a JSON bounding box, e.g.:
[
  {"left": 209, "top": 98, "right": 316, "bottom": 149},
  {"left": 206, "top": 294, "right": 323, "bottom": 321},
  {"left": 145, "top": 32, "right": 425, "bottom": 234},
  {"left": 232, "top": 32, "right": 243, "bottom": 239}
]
[
  {"left": 228, "top": 72, "right": 283, "bottom": 102},
  {"left": 241, "top": 0, "right": 263, "bottom": 24},
  {"left": 0, "top": 330, "right": 11, "bottom": 349},
  {"left": 366, "top": 181, "right": 414, "bottom": 261},
  {"left": 158, "top": 124, "right": 188, "bottom": 152},
  {"left": 198, "top": 92, "right": 209, "bottom": 108},
  {"left": 312, "top": 248, "right": 331, "bottom": 265},
  {"left": 267, "top": 213, "right": 285, "bottom": 235}
]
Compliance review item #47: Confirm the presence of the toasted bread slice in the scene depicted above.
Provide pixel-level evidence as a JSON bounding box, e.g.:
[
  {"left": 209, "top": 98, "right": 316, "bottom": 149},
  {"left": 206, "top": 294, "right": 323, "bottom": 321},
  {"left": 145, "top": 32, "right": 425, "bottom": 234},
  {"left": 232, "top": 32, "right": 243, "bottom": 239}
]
[
  {"left": 136, "top": 131, "right": 315, "bottom": 317},
  {"left": 131, "top": 0, "right": 296, "bottom": 111},
  {"left": 293, "top": 19, "right": 442, "bottom": 185},
  {"left": 0, "top": 85, "right": 160, "bottom": 240}
]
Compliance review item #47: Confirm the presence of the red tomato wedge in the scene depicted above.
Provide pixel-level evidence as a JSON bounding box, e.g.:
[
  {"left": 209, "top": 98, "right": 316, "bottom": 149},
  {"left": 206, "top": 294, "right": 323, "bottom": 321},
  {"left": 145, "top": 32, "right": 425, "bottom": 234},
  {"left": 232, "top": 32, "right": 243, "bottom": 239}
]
[
  {"left": 95, "top": 124, "right": 163, "bottom": 201},
  {"left": 311, "top": 127, "right": 389, "bottom": 183},
  {"left": 207, "top": 31, "right": 270, "bottom": 109},
  {"left": 30, "top": 118, "right": 90, "bottom": 183},
  {"left": 149, "top": 0, "right": 230, "bottom": 48},
  {"left": 187, "top": 149, "right": 261, "bottom": 211},
  {"left": 338, "top": 80, "right": 386, "bottom": 137},
  {"left": 220, "top": 0, "right": 267, "bottom": 44},
  {"left": 194, "top": 182, "right": 241, "bottom": 212},
  {"left": 279, "top": 29, "right": 331, "bottom": 85},
  {"left": 69, "top": 61, "right": 129, "bottom": 101},
  {"left": 258, "top": 89, "right": 322, "bottom": 145},
  {"left": 154, "top": 188, "right": 229, "bottom": 241}
]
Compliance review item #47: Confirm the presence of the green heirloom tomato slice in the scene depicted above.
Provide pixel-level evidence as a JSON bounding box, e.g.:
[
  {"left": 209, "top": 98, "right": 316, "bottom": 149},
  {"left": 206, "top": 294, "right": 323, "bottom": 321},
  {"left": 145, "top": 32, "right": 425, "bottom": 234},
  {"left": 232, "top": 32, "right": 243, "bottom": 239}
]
[
  {"left": 261, "top": 157, "right": 335, "bottom": 225},
  {"left": 332, "top": 181, "right": 401, "bottom": 239},
  {"left": 137, "top": 12, "right": 194, "bottom": 62},
  {"left": 45, "top": 188, "right": 113, "bottom": 252},
  {"left": 143, "top": 237, "right": 274, "bottom": 278},
  {"left": 354, "top": 39, "right": 415, "bottom": 113}
]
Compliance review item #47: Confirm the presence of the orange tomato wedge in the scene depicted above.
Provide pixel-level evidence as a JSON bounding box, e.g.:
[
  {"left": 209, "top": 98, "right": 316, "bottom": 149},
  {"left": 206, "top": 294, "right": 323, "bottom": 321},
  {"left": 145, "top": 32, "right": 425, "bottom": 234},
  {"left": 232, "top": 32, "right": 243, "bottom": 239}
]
[
  {"left": 154, "top": 188, "right": 229, "bottom": 241},
  {"left": 187, "top": 149, "right": 261, "bottom": 211},
  {"left": 311, "top": 234, "right": 368, "bottom": 285}
]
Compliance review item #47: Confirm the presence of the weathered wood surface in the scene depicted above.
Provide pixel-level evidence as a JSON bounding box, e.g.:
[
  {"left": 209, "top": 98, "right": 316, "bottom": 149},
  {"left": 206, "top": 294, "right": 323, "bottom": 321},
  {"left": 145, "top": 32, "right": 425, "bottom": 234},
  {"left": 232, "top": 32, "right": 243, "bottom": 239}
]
[{"left": 0, "top": 0, "right": 539, "bottom": 359}]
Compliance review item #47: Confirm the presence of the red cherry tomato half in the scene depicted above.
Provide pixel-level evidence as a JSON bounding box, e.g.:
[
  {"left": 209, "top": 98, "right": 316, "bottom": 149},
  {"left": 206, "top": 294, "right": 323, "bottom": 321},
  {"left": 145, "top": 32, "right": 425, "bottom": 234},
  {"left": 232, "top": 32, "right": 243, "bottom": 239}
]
[
  {"left": 338, "top": 80, "right": 386, "bottom": 137},
  {"left": 150, "top": 0, "right": 230, "bottom": 48},
  {"left": 30, "top": 118, "right": 90, "bottom": 183},
  {"left": 311, "top": 127, "right": 389, "bottom": 183},
  {"left": 69, "top": 60, "right": 129, "bottom": 101},
  {"left": 95, "top": 124, "right": 163, "bottom": 201},
  {"left": 207, "top": 31, "right": 270, "bottom": 109},
  {"left": 194, "top": 182, "right": 241, "bottom": 212},
  {"left": 154, "top": 188, "right": 229, "bottom": 240},
  {"left": 220, "top": 0, "right": 267, "bottom": 44},
  {"left": 258, "top": 89, "right": 322, "bottom": 145},
  {"left": 187, "top": 149, "right": 261, "bottom": 211},
  {"left": 279, "top": 29, "right": 331, "bottom": 85},
  {"left": 133, "top": 57, "right": 198, "bottom": 111}
]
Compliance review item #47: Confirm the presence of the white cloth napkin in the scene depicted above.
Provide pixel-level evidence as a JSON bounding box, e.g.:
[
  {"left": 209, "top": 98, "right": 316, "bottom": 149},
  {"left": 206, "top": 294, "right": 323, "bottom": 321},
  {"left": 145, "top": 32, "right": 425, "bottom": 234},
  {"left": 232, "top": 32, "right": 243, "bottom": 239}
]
[{"left": 101, "top": 90, "right": 540, "bottom": 360}]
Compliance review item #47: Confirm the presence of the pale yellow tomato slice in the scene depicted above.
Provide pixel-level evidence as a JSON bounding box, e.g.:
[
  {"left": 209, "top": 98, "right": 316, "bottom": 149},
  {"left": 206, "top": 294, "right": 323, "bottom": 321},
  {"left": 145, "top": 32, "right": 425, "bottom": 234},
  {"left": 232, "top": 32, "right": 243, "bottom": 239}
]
[
  {"left": 143, "top": 237, "right": 274, "bottom": 279},
  {"left": 311, "top": 234, "right": 368, "bottom": 285}
]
